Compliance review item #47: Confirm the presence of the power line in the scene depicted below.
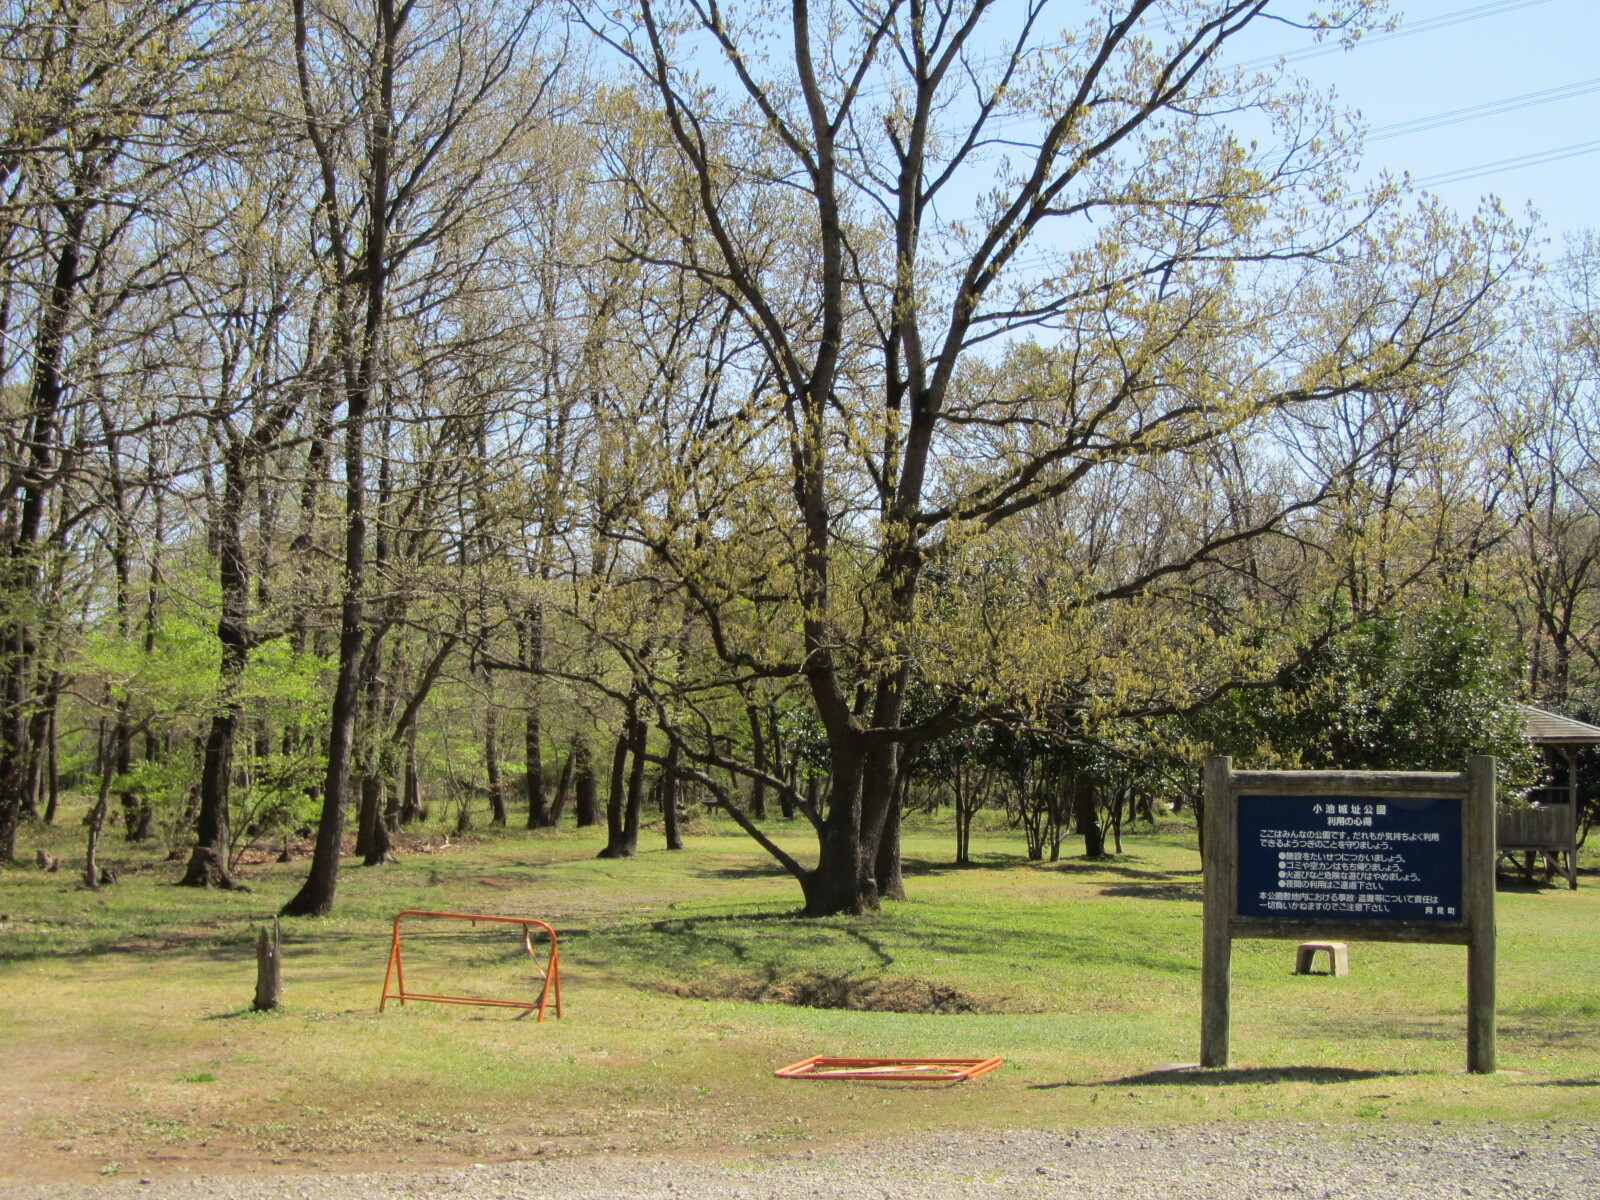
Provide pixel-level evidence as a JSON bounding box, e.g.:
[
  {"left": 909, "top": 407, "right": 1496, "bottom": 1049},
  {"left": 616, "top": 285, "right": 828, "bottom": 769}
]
[
  {"left": 854, "top": 3, "right": 1593, "bottom": 202},
  {"left": 1415, "top": 137, "right": 1600, "bottom": 187},
  {"left": 1370, "top": 76, "right": 1600, "bottom": 140},
  {"left": 1240, "top": 0, "right": 1558, "bottom": 71}
]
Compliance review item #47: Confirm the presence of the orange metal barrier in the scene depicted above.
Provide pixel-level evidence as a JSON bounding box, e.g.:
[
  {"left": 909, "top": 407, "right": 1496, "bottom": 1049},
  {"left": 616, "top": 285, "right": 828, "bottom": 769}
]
[
  {"left": 379, "top": 909, "right": 562, "bottom": 1022},
  {"left": 774, "top": 1055, "right": 1002, "bottom": 1081}
]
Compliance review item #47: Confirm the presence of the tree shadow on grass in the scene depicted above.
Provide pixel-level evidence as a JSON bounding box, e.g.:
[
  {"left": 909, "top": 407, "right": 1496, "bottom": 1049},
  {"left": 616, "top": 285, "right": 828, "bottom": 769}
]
[
  {"left": 599, "top": 910, "right": 899, "bottom": 976},
  {"left": 1, "top": 914, "right": 422, "bottom": 965},
  {"left": 1042, "top": 859, "right": 1200, "bottom": 882},
  {"left": 1098, "top": 881, "right": 1203, "bottom": 902},
  {"left": 691, "top": 852, "right": 1024, "bottom": 882},
  {"left": 2, "top": 929, "right": 268, "bottom": 965},
  {"left": 691, "top": 859, "right": 796, "bottom": 880},
  {"left": 203, "top": 1005, "right": 286, "bottom": 1021},
  {"left": 692, "top": 852, "right": 1202, "bottom": 884},
  {"left": 1030, "top": 1065, "right": 1415, "bottom": 1090},
  {"left": 632, "top": 909, "right": 807, "bottom": 933},
  {"left": 588, "top": 907, "right": 1196, "bottom": 977},
  {"left": 897, "top": 854, "right": 1027, "bottom": 876}
]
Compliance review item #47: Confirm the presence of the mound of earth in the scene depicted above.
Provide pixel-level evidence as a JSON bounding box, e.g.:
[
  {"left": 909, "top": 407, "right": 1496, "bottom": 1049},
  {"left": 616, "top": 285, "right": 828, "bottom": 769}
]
[{"left": 666, "top": 969, "right": 983, "bottom": 1014}]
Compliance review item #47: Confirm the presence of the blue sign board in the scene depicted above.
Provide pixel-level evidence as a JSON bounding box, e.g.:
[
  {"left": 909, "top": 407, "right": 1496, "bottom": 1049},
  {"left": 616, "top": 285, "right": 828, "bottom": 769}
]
[{"left": 1236, "top": 795, "right": 1463, "bottom": 922}]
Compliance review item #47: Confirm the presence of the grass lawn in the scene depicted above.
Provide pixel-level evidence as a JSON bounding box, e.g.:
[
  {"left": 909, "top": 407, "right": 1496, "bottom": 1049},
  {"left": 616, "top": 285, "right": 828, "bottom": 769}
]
[{"left": 3, "top": 804, "right": 1599, "bottom": 1183}]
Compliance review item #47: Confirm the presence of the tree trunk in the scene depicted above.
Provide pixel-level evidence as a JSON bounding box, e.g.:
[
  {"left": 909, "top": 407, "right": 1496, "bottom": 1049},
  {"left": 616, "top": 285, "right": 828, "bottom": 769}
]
[
  {"left": 386, "top": 635, "right": 454, "bottom": 827},
  {"left": 597, "top": 715, "right": 647, "bottom": 859},
  {"left": 354, "top": 767, "right": 375, "bottom": 859},
  {"left": 621, "top": 716, "right": 646, "bottom": 854},
  {"left": 27, "top": 674, "right": 61, "bottom": 826},
  {"left": 182, "top": 443, "right": 256, "bottom": 890},
  {"left": 43, "top": 701, "right": 59, "bottom": 826},
  {"left": 803, "top": 830, "right": 864, "bottom": 915},
  {"left": 746, "top": 705, "right": 767, "bottom": 818},
  {"left": 131, "top": 484, "right": 162, "bottom": 840},
  {"left": 663, "top": 740, "right": 682, "bottom": 850},
  {"left": 599, "top": 709, "right": 647, "bottom": 860},
  {"left": 381, "top": 740, "right": 401, "bottom": 834},
  {"left": 0, "top": 653, "right": 30, "bottom": 860},
  {"left": 546, "top": 748, "right": 574, "bottom": 825},
  {"left": 280, "top": 0, "right": 399, "bottom": 919},
  {"left": 771, "top": 709, "right": 794, "bottom": 819},
  {"left": 953, "top": 765, "right": 977, "bottom": 866},
  {"left": 597, "top": 729, "right": 628, "bottom": 853},
  {"left": 573, "top": 741, "right": 598, "bottom": 826},
  {"left": 524, "top": 707, "right": 547, "bottom": 827},
  {"left": 1075, "top": 778, "right": 1105, "bottom": 858},
  {"left": 801, "top": 742, "right": 870, "bottom": 915},
  {"left": 112, "top": 707, "right": 140, "bottom": 840},
  {"left": 182, "top": 706, "right": 242, "bottom": 888},
  {"left": 875, "top": 784, "right": 904, "bottom": 901},
  {"left": 1046, "top": 767, "right": 1065, "bottom": 862},
  {"left": 22, "top": 701, "right": 49, "bottom": 821},
  {"left": 365, "top": 779, "right": 393, "bottom": 864},
  {"left": 355, "top": 636, "right": 386, "bottom": 859},
  {"left": 0, "top": 215, "right": 83, "bottom": 864},
  {"left": 356, "top": 773, "right": 389, "bottom": 864},
  {"left": 280, "top": 510, "right": 363, "bottom": 916},
  {"left": 484, "top": 697, "right": 506, "bottom": 826},
  {"left": 401, "top": 730, "right": 422, "bottom": 824},
  {"left": 523, "top": 605, "right": 548, "bottom": 827},
  {"left": 84, "top": 742, "right": 115, "bottom": 892},
  {"left": 851, "top": 738, "right": 903, "bottom": 910}
]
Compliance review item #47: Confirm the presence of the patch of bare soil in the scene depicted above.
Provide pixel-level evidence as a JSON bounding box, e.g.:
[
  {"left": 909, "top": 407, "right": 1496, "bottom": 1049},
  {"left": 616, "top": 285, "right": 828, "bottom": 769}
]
[{"left": 665, "top": 969, "right": 984, "bottom": 1014}]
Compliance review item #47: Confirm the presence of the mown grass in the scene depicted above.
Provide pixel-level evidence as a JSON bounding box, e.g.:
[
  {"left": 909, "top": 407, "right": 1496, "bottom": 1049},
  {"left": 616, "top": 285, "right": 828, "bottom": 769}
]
[{"left": 3, "top": 801, "right": 1599, "bottom": 1182}]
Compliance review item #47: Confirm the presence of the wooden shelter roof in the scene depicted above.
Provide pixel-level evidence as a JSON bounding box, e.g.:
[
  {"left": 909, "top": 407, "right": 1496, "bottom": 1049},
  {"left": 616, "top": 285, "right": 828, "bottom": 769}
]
[{"left": 1522, "top": 705, "right": 1600, "bottom": 746}]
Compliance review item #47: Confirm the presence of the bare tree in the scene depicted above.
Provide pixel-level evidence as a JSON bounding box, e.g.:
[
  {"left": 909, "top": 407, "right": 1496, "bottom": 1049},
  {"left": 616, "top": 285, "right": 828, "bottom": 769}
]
[
  {"left": 0, "top": 0, "right": 255, "bottom": 861},
  {"left": 280, "top": 0, "right": 564, "bottom": 915}
]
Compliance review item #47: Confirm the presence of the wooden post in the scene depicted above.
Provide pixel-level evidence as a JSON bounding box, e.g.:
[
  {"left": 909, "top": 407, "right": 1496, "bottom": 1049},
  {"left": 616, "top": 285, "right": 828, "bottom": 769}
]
[
  {"left": 1200, "top": 755, "right": 1233, "bottom": 1068},
  {"left": 1466, "top": 756, "right": 1496, "bottom": 1074},
  {"left": 254, "top": 916, "right": 282, "bottom": 1012}
]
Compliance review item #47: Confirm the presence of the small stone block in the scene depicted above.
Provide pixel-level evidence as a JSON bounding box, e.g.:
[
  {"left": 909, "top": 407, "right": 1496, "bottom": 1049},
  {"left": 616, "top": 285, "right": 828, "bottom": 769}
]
[{"left": 1294, "top": 941, "right": 1349, "bottom": 977}]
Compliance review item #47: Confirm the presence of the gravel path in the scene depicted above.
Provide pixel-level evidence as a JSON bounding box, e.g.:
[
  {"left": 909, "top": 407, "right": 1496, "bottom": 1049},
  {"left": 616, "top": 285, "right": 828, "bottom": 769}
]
[{"left": 12, "top": 1124, "right": 1600, "bottom": 1200}]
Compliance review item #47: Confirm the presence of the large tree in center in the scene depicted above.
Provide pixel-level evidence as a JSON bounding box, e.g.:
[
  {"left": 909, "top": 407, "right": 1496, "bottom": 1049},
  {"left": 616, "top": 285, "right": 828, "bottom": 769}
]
[{"left": 579, "top": 0, "right": 1519, "bottom": 914}]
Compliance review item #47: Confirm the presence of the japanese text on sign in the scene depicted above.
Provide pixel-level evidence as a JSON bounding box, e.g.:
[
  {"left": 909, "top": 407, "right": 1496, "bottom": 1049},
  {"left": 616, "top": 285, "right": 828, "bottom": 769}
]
[{"left": 1235, "top": 795, "right": 1464, "bottom": 922}]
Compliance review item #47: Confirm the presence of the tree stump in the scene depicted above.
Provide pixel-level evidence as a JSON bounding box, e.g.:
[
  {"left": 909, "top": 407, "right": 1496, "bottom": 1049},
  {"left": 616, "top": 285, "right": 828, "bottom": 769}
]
[{"left": 253, "top": 917, "right": 282, "bottom": 1012}]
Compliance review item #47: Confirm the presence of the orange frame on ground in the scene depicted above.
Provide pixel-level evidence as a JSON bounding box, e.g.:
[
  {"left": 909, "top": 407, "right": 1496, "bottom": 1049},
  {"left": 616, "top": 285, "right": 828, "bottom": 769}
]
[
  {"left": 774, "top": 1055, "right": 1002, "bottom": 1081},
  {"left": 379, "top": 909, "right": 562, "bottom": 1022}
]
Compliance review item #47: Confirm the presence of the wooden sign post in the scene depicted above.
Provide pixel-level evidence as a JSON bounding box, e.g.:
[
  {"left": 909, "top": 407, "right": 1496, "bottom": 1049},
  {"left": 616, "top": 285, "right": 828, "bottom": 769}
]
[{"left": 1201, "top": 756, "right": 1496, "bottom": 1074}]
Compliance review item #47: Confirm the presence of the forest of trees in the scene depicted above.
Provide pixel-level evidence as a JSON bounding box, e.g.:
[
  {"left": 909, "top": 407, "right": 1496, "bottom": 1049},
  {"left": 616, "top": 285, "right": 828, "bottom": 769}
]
[{"left": 2, "top": 0, "right": 1596, "bottom": 916}]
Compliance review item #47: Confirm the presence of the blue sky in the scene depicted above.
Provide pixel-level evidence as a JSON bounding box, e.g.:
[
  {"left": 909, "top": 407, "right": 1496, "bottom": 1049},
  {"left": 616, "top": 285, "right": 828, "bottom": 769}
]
[{"left": 1234, "top": 0, "right": 1597, "bottom": 243}]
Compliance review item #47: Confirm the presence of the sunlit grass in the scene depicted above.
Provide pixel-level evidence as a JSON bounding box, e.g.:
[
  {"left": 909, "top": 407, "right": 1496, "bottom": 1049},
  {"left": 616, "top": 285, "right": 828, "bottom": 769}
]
[{"left": 3, "top": 800, "right": 1599, "bottom": 1182}]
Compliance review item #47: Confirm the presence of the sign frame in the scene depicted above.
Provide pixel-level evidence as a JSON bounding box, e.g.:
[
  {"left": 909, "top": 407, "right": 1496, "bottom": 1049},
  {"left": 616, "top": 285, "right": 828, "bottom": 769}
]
[{"left": 1200, "top": 756, "right": 1496, "bottom": 1074}]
